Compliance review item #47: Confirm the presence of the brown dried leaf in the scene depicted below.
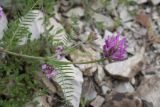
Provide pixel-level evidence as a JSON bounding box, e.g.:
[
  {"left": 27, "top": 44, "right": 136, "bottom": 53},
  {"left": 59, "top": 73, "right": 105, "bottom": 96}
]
[{"left": 136, "top": 11, "right": 151, "bottom": 28}]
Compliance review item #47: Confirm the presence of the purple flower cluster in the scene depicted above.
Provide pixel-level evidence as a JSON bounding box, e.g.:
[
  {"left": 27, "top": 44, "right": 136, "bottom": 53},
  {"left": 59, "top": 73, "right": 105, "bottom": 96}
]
[
  {"left": 55, "top": 46, "right": 64, "bottom": 60},
  {"left": 41, "top": 64, "right": 57, "bottom": 79},
  {"left": 103, "top": 33, "right": 127, "bottom": 61},
  {"left": 0, "top": 7, "right": 3, "bottom": 17}
]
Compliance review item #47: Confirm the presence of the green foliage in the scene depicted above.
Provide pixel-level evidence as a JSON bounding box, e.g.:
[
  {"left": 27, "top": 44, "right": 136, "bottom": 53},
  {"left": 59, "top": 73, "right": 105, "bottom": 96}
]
[
  {"left": 100, "top": 0, "right": 111, "bottom": 6},
  {"left": 117, "top": 0, "right": 137, "bottom": 7},
  {"left": 1, "top": 0, "right": 39, "bottom": 19},
  {"left": 80, "top": 98, "right": 89, "bottom": 107},
  {"left": 114, "top": 18, "right": 122, "bottom": 28},
  {"left": 0, "top": 0, "right": 75, "bottom": 106},
  {"left": 95, "top": 22, "right": 106, "bottom": 31},
  {"left": 49, "top": 60, "right": 74, "bottom": 104}
]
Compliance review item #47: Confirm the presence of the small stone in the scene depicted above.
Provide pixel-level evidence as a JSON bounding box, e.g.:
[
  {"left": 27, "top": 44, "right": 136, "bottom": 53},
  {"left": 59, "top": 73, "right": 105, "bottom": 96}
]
[
  {"left": 25, "top": 103, "right": 34, "bottom": 107},
  {"left": 124, "top": 31, "right": 141, "bottom": 54},
  {"left": 33, "top": 95, "right": 51, "bottom": 107},
  {"left": 102, "top": 85, "right": 111, "bottom": 95},
  {"left": 0, "top": 10, "right": 7, "bottom": 40},
  {"left": 136, "top": 76, "right": 160, "bottom": 107},
  {"left": 134, "top": 0, "right": 148, "bottom": 4},
  {"left": 79, "top": 31, "right": 90, "bottom": 42},
  {"left": 102, "top": 92, "right": 142, "bottom": 107},
  {"left": 92, "top": 29, "right": 104, "bottom": 50},
  {"left": 131, "top": 78, "right": 136, "bottom": 85},
  {"left": 153, "top": 43, "right": 160, "bottom": 53},
  {"left": 145, "top": 8, "right": 151, "bottom": 13},
  {"left": 65, "top": 7, "right": 84, "bottom": 17},
  {"left": 94, "top": 65, "right": 106, "bottom": 84},
  {"left": 82, "top": 78, "right": 97, "bottom": 101},
  {"left": 114, "top": 82, "right": 135, "bottom": 93},
  {"left": 151, "top": 0, "right": 160, "bottom": 5},
  {"left": 91, "top": 0, "right": 104, "bottom": 10},
  {"left": 106, "top": 0, "right": 118, "bottom": 12},
  {"left": 118, "top": 5, "right": 133, "bottom": 22},
  {"left": 90, "top": 96, "right": 105, "bottom": 107},
  {"left": 105, "top": 49, "right": 144, "bottom": 79},
  {"left": 92, "top": 13, "right": 114, "bottom": 29},
  {"left": 70, "top": 45, "right": 100, "bottom": 76},
  {"left": 152, "top": 11, "right": 159, "bottom": 20}
]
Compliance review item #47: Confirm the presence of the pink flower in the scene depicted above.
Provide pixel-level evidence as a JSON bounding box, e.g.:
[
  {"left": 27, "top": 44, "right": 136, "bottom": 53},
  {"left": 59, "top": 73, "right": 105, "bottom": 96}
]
[
  {"left": 103, "top": 32, "right": 127, "bottom": 61},
  {"left": 41, "top": 64, "right": 57, "bottom": 79},
  {"left": 55, "top": 46, "right": 65, "bottom": 60},
  {"left": 0, "top": 7, "right": 3, "bottom": 17}
]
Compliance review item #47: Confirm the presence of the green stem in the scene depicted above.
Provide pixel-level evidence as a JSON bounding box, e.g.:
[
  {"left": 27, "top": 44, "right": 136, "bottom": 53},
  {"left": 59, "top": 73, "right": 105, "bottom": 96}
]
[
  {"left": 1, "top": 49, "right": 44, "bottom": 60},
  {"left": 0, "top": 49, "right": 106, "bottom": 64}
]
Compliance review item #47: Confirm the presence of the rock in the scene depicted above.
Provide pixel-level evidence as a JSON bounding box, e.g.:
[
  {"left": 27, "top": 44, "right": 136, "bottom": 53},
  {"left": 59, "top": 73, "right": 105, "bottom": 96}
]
[
  {"left": 39, "top": 72, "right": 57, "bottom": 93},
  {"left": 53, "top": 5, "right": 62, "bottom": 21},
  {"left": 152, "top": 11, "right": 159, "bottom": 20},
  {"left": 128, "top": 23, "right": 147, "bottom": 39},
  {"left": 153, "top": 43, "right": 160, "bottom": 53},
  {"left": 91, "top": 0, "right": 103, "bottom": 10},
  {"left": 19, "top": 10, "right": 44, "bottom": 45},
  {"left": 104, "top": 29, "right": 114, "bottom": 37},
  {"left": 123, "top": 22, "right": 133, "bottom": 29},
  {"left": 82, "top": 78, "right": 97, "bottom": 101},
  {"left": 25, "top": 103, "right": 34, "bottom": 107},
  {"left": 76, "top": 20, "right": 85, "bottom": 34},
  {"left": 114, "top": 82, "right": 135, "bottom": 93},
  {"left": 102, "top": 92, "right": 142, "bottom": 107},
  {"left": 59, "top": 0, "right": 70, "bottom": 12},
  {"left": 48, "top": 18, "right": 70, "bottom": 46},
  {"left": 151, "top": 0, "right": 160, "bottom": 5},
  {"left": 131, "top": 78, "right": 136, "bottom": 85},
  {"left": 90, "top": 95, "right": 105, "bottom": 107},
  {"left": 125, "top": 32, "right": 139, "bottom": 54},
  {"left": 92, "top": 29, "right": 106, "bottom": 50},
  {"left": 70, "top": 45, "right": 101, "bottom": 76},
  {"left": 104, "top": 29, "right": 124, "bottom": 40},
  {"left": 134, "top": 0, "right": 148, "bottom": 4},
  {"left": 145, "top": 8, "right": 151, "bottom": 13},
  {"left": 142, "top": 100, "right": 153, "bottom": 107},
  {"left": 54, "top": 58, "right": 83, "bottom": 107},
  {"left": 97, "top": 30, "right": 119, "bottom": 50},
  {"left": 65, "top": 7, "right": 84, "bottom": 17},
  {"left": 20, "top": 11, "right": 68, "bottom": 46},
  {"left": 118, "top": 5, "right": 133, "bottom": 22},
  {"left": 94, "top": 65, "right": 106, "bottom": 84},
  {"left": 0, "top": 11, "right": 7, "bottom": 40},
  {"left": 91, "top": 29, "right": 112, "bottom": 57},
  {"left": 105, "top": 49, "right": 144, "bottom": 79},
  {"left": 106, "top": 0, "right": 118, "bottom": 17},
  {"left": 107, "top": 0, "right": 118, "bottom": 11},
  {"left": 33, "top": 95, "right": 51, "bottom": 107},
  {"left": 91, "top": 0, "right": 104, "bottom": 11},
  {"left": 102, "top": 85, "right": 111, "bottom": 95},
  {"left": 79, "top": 31, "right": 90, "bottom": 42},
  {"left": 136, "top": 76, "right": 160, "bottom": 107},
  {"left": 92, "top": 13, "right": 114, "bottom": 29}
]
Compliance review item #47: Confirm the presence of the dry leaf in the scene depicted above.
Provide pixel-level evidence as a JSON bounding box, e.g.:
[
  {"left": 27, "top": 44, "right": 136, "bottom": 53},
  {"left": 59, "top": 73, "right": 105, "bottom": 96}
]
[{"left": 136, "top": 10, "right": 151, "bottom": 28}]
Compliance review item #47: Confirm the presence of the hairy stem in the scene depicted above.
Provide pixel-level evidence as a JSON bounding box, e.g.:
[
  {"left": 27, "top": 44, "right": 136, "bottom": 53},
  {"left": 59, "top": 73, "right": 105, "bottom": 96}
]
[{"left": 0, "top": 49, "right": 106, "bottom": 64}]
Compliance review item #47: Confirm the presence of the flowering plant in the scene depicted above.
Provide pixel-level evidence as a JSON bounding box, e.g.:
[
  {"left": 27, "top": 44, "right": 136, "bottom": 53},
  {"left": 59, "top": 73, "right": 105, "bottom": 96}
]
[
  {"left": 103, "top": 33, "right": 127, "bottom": 61},
  {"left": 0, "top": 1, "right": 128, "bottom": 107}
]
